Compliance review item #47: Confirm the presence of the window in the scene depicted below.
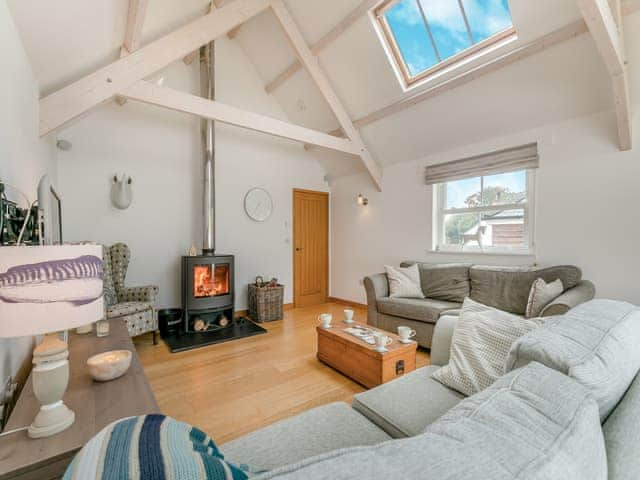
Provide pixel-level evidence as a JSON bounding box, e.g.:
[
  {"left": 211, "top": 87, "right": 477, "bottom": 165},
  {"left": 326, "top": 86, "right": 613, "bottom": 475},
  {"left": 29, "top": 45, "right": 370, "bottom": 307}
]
[
  {"left": 375, "top": 0, "right": 516, "bottom": 88},
  {"left": 434, "top": 169, "right": 535, "bottom": 254}
]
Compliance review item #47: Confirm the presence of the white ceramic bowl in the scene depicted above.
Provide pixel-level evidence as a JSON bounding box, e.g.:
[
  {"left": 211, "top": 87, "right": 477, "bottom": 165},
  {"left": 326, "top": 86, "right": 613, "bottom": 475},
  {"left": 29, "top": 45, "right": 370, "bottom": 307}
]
[{"left": 87, "top": 350, "right": 132, "bottom": 382}]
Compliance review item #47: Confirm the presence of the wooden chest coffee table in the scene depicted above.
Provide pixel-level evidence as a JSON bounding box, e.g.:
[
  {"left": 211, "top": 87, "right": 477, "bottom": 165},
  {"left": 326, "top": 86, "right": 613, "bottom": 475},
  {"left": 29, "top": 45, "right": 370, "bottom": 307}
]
[{"left": 316, "top": 322, "right": 417, "bottom": 389}]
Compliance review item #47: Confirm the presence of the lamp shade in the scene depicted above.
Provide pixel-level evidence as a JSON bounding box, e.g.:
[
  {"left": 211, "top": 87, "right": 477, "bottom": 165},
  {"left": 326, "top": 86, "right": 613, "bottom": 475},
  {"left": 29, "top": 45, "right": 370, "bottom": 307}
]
[{"left": 0, "top": 245, "right": 104, "bottom": 337}]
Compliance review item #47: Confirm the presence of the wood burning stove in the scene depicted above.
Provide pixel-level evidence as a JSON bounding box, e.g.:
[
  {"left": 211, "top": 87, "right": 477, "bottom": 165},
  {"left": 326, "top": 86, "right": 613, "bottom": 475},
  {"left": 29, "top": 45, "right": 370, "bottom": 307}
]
[{"left": 181, "top": 255, "right": 234, "bottom": 333}]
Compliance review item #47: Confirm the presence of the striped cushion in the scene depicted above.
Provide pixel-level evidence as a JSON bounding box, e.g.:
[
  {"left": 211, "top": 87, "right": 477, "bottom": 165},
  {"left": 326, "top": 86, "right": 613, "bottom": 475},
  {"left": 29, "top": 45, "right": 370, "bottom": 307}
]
[{"left": 63, "top": 415, "right": 248, "bottom": 480}]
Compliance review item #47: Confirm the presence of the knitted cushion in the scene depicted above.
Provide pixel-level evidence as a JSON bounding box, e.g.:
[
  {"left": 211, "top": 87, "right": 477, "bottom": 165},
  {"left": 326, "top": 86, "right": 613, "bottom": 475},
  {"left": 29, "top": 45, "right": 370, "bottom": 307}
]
[
  {"left": 63, "top": 415, "right": 248, "bottom": 480},
  {"left": 432, "top": 298, "right": 543, "bottom": 396}
]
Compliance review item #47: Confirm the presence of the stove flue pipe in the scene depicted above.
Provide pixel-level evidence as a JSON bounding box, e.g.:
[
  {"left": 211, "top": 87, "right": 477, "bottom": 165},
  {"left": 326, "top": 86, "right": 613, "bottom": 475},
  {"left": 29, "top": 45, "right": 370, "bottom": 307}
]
[{"left": 200, "top": 41, "right": 216, "bottom": 256}]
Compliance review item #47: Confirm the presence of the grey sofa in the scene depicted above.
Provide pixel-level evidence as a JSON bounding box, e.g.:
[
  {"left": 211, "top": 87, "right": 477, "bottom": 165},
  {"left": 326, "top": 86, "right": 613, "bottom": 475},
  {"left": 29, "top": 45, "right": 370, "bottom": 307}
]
[
  {"left": 364, "top": 262, "right": 595, "bottom": 348},
  {"left": 220, "top": 300, "right": 640, "bottom": 479}
]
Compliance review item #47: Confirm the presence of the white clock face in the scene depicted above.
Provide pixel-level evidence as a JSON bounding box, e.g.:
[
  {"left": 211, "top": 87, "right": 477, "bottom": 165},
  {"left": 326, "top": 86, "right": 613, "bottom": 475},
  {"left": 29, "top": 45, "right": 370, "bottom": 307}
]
[{"left": 244, "top": 188, "right": 273, "bottom": 222}]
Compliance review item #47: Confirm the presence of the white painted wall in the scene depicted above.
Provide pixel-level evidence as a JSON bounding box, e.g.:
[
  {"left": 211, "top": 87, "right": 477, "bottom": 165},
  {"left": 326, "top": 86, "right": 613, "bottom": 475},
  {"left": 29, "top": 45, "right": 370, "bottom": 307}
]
[
  {"left": 0, "top": 2, "right": 57, "bottom": 382},
  {"left": 57, "top": 37, "right": 328, "bottom": 310},
  {"left": 331, "top": 107, "right": 640, "bottom": 305}
]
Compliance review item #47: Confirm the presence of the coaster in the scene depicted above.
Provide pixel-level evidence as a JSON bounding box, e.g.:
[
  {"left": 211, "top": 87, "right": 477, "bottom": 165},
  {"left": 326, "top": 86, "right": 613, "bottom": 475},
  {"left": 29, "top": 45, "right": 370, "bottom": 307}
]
[{"left": 398, "top": 338, "right": 414, "bottom": 344}]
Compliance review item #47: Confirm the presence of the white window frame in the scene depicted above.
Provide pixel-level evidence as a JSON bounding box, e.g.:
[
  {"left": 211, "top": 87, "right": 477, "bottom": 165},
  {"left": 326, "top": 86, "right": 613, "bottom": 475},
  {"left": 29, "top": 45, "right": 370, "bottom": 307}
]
[
  {"left": 373, "top": 0, "right": 517, "bottom": 91},
  {"left": 433, "top": 169, "right": 536, "bottom": 255}
]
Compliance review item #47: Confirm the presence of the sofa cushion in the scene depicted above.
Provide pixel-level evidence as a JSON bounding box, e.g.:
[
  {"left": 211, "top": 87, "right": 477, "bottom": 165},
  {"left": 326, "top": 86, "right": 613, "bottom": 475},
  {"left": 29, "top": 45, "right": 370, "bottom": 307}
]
[
  {"left": 385, "top": 264, "right": 424, "bottom": 299},
  {"left": 401, "top": 262, "right": 471, "bottom": 302},
  {"left": 64, "top": 415, "right": 249, "bottom": 480},
  {"left": 220, "top": 402, "right": 390, "bottom": 473},
  {"left": 603, "top": 371, "right": 640, "bottom": 480},
  {"left": 506, "top": 299, "right": 640, "bottom": 421},
  {"left": 376, "top": 297, "right": 461, "bottom": 324},
  {"left": 255, "top": 362, "right": 606, "bottom": 480},
  {"left": 432, "top": 298, "right": 543, "bottom": 396},
  {"left": 469, "top": 265, "right": 582, "bottom": 315},
  {"left": 352, "top": 366, "right": 464, "bottom": 438},
  {"left": 525, "top": 278, "right": 563, "bottom": 318}
]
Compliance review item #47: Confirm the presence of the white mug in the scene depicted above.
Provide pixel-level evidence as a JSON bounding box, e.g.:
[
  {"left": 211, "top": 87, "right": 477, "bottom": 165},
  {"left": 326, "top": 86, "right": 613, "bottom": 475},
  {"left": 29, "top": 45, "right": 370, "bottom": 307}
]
[
  {"left": 343, "top": 309, "right": 354, "bottom": 323},
  {"left": 374, "top": 333, "right": 392, "bottom": 351},
  {"left": 397, "top": 326, "right": 416, "bottom": 341},
  {"left": 318, "top": 313, "right": 332, "bottom": 329}
]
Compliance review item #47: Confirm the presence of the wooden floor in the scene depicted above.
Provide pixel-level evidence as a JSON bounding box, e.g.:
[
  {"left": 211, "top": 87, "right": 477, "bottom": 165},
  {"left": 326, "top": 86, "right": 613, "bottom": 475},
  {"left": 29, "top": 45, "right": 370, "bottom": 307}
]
[{"left": 135, "top": 302, "right": 430, "bottom": 443}]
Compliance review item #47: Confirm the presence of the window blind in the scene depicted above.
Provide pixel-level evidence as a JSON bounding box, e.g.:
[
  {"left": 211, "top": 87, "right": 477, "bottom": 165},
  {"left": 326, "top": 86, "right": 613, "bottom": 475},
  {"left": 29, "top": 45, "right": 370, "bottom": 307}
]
[{"left": 425, "top": 142, "right": 539, "bottom": 185}]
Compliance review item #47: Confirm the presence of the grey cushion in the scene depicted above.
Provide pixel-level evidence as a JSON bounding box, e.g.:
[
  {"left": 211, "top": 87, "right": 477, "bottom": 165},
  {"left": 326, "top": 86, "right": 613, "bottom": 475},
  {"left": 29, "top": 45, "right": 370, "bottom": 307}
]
[
  {"left": 469, "top": 265, "right": 582, "bottom": 315},
  {"left": 401, "top": 262, "right": 471, "bottom": 302},
  {"left": 220, "top": 402, "right": 390, "bottom": 473},
  {"left": 352, "top": 366, "right": 464, "bottom": 438},
  {"left": 376, "top": 297, "right": 460, "bottom": 324},
  {"left": 256, "top": 362, "right": 606, "bottom": 480},
  {"left": 506, "top": 299, "right": 640, "bottom": 421},
  {"left": 603, "top": 371, "right": 640, "bottom": 480}
]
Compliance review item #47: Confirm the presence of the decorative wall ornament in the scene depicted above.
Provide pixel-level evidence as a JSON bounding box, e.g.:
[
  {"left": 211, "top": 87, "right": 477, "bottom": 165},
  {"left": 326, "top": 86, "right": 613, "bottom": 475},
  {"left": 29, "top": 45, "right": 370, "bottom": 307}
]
[{"left": 111, "top": 174, "right": 133, "bottom": 210}]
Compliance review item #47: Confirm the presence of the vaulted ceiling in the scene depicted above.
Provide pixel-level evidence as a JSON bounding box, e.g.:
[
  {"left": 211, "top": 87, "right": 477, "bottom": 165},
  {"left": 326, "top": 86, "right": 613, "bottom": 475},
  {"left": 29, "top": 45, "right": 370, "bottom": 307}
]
[{"left": 7, "top": 0, "right": 639, "bottom": 180}]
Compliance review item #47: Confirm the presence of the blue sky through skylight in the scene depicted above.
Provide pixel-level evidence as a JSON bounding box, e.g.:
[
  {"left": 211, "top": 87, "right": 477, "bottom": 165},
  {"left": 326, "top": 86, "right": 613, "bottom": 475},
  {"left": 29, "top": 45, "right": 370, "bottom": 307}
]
[{"left": 384, "top": 0, "right": 513, "bottom": 78}]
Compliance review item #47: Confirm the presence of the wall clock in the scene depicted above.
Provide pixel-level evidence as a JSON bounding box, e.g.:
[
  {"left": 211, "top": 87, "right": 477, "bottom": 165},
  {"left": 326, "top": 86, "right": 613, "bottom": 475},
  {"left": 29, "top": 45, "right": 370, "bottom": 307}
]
[{"left": 244, "top": 188, "right": 273, "bottom": 222}]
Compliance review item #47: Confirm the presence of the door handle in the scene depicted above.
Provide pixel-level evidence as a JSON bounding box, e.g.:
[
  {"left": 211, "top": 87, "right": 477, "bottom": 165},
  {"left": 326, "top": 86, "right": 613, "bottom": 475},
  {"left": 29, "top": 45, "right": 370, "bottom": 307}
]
[{"left": 295, "top": 247, "right": 303, "bottom": 251}]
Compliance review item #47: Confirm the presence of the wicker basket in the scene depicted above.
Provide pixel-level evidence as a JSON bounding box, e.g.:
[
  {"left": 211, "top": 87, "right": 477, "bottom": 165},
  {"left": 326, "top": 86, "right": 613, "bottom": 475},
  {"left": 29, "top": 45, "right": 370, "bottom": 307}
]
[{"left": 248, "top": 284, "right": 284, "bottom": 322}]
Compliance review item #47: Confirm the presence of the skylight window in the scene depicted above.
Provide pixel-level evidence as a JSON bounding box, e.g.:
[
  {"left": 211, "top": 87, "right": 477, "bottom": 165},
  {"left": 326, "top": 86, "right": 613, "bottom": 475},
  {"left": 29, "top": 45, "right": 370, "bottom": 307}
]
[{"left": 375, "top": 0, "right": 516, "bottom": 87}]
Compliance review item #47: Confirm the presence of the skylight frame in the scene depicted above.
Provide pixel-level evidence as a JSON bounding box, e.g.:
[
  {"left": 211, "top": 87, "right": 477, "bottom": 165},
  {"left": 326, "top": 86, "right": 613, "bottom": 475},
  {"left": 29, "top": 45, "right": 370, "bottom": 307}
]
[{"left": 375, "top": 0, "right": 517, "bottom": 90}]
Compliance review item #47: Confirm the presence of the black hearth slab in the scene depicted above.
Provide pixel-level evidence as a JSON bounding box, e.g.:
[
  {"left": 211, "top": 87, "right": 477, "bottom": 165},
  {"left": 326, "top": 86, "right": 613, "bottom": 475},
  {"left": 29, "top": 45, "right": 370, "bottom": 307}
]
[{"left": 164, "top": 317, "right": 267, "bottom": 353}]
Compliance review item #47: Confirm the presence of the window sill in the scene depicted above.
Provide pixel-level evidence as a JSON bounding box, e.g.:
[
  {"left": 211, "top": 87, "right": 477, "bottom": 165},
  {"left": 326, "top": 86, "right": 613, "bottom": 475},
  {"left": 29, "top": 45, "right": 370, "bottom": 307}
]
[{"left": 428, "top": 249, "right": 536, "bottom": 258}]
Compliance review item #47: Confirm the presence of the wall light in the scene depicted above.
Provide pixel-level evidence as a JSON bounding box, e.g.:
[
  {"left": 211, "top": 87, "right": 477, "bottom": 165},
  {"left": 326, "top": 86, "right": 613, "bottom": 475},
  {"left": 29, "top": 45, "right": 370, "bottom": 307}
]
[{"left": 357, "top": 193, "right": 369, "bottom": 206}]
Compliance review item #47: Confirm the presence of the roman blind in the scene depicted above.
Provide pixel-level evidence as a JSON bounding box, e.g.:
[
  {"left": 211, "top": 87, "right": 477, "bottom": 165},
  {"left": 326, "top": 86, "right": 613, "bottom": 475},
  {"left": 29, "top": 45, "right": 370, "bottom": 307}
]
[{"left": 425, "top": 142, "right": 539, "bottom": 185}]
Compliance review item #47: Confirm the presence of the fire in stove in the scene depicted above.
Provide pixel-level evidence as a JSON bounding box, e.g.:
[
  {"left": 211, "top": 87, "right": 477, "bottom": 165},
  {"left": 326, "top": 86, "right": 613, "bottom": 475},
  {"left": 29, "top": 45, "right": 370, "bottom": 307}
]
[{"left": 193, "top": 264, "right": 230, "bottom": 298}]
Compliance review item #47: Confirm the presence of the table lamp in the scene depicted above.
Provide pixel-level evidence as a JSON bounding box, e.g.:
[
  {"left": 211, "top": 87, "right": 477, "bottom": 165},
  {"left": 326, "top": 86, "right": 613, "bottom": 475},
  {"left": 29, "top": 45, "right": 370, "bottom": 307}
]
[{"left": 0, "top": 245, "right": 104, "bottom": 438}]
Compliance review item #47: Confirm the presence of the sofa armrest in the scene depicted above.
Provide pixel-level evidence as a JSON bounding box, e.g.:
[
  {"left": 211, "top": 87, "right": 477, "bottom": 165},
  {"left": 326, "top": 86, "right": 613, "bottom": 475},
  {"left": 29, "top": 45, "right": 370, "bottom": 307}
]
[
  {"left": 430, "top": 315, "right": 458, "bottom": 367},
  {"left": 540, "top": 280, "right": 595, "bottom": 317},
  {"left": 364, "top": 273, "right": 388, "bottom": 299},
  {"left": 119, "top": 285, "right": 159, "bottom": 304},
  {"left": 363, "top": 274, "right": 388, "bottom": 327}
]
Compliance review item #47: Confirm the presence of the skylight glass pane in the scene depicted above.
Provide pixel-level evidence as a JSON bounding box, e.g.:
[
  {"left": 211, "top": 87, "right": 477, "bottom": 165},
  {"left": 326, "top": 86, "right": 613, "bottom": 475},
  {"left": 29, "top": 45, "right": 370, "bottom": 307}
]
[
  {"left": 385, "top": 0, "right": 439, "bottom": 76},
  {"left": 462, "top": 0, "right": 513, "bottom": 42},
  {"left": 418, "top": 0, "right": 472, "bottom": 60}
]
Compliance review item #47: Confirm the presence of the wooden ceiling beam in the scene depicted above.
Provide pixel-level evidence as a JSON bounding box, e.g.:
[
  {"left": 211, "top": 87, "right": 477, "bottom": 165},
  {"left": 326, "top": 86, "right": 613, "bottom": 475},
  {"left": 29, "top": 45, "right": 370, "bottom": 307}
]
[
  {"left": 266, "top": 0, "right": 380, "bottom": 94},
  {"left": 39, "top": 0, "right": 271, "bottom": 137},
  {"left": 270, "top": 0, "right": 382, "bottom": 191},
  {"left": 183, "top": 0, "right": 242, "bottom": 66},
  {"left": 305, "top": 1, "right": 640, "bottom": 150},
  {"left": 578, "top": 0, "right": 631, "bottom": 150},
  {"left": 117, "top": 0, "right": 150, "bottom": 105},
  {"left": 120, "top": 81, "right": 362, "bottom": 155}
]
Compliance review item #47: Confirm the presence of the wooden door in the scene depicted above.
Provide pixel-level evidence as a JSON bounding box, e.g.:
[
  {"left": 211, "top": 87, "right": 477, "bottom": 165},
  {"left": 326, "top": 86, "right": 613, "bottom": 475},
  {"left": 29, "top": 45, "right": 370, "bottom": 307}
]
[{"left": 293, "top": 189, "right": 329, "bottom": 308}]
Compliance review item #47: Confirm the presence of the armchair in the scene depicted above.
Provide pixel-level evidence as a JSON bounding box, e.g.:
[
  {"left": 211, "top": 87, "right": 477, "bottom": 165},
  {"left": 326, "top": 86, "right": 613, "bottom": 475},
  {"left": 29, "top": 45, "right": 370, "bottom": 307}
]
[{"left": 103, "top": 243, "right": 159, "bottom": 344}]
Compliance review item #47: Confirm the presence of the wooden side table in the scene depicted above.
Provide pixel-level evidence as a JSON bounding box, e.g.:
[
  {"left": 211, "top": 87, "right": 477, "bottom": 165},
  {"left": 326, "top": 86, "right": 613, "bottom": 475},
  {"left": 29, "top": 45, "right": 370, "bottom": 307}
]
[
  {"left": 317, "top": 323, "right": 417, "bottom": 389},
  {"left": 0, "top": 320, "right": 159, "bottom": 480}
]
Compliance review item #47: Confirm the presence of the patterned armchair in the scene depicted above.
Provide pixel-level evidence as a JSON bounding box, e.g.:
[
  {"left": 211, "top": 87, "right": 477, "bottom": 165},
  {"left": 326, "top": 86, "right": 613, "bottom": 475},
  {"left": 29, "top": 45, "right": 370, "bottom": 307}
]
[{"left": 103, "top": 243, "right": 159, "bottom": 344}]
